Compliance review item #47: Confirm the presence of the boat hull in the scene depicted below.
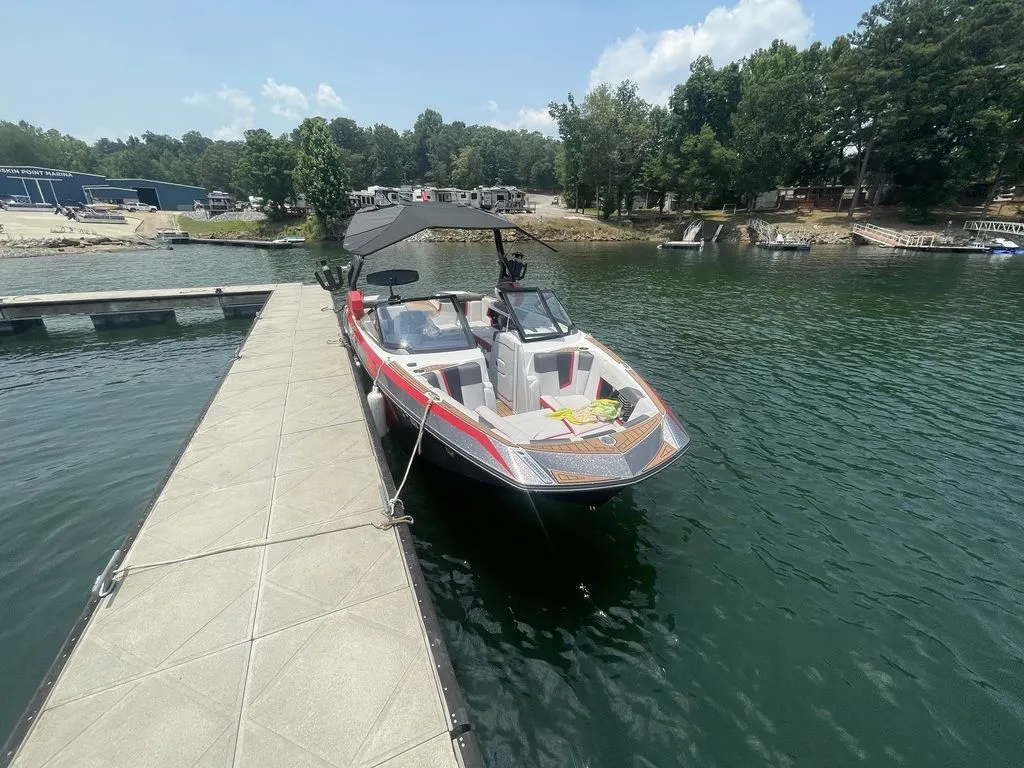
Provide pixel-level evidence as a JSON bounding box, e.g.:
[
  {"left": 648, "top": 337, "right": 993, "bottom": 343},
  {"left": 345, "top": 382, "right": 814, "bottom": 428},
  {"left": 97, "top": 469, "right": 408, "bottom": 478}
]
[
  {"left": 344, "top": 314, "right": 688, "bottom": 505},
  {"left": 391, "top": 410, "right": 624, "bottom": 505}
]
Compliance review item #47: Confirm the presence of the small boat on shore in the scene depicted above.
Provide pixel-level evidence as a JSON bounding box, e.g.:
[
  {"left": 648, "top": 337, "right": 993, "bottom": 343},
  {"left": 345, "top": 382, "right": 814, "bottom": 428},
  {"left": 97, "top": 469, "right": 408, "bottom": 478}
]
[
  {"left": 317, "top": 203, "right": 690, "bottom": 504},
  {"left": 272, "top": 235, "right": 306, "bottom": 245}
]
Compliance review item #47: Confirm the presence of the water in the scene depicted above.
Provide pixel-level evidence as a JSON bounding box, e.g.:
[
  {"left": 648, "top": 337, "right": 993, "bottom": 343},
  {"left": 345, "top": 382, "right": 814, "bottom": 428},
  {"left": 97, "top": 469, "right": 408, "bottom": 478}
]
[{"left": 2, "top": 243, "right": 1023, "bottom": 766}]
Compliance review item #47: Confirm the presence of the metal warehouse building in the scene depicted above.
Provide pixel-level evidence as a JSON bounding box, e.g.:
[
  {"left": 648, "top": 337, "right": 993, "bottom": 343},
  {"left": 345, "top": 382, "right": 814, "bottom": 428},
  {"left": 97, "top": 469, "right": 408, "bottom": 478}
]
[{"left": 0, "top": 165, "right": 206, "bottom": 210}]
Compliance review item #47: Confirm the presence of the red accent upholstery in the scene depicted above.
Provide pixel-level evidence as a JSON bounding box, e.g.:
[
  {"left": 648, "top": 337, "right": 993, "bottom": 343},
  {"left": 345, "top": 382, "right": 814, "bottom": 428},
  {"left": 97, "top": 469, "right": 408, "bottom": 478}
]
[{"left": 348, "top": 290, "right": 364, "bottom": 319}]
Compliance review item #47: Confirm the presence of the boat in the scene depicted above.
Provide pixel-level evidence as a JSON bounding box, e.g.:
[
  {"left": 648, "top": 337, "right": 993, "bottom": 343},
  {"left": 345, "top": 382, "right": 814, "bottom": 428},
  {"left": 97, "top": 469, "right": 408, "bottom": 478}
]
[
  {"left": 272, "top": 235, "right": 306, "bottom": 245},
  {"left": 757, "top": 233, "right": 810, "bottom": 251},
  {"left": 318, "top": 203, "right": 691, "bottom": 504},
  {"left": 986, "top": 237, "right": 1024, "bottom": 255},
  {"left": 153, "top": 228, "right": 191, "bottom": 244}
]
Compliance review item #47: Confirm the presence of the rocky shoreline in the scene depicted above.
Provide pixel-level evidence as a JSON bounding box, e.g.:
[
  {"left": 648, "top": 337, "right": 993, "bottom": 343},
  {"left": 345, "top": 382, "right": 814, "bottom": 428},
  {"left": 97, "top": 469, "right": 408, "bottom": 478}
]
[{"left": 0, "top": 235, "right": 146, "bottom": 258}]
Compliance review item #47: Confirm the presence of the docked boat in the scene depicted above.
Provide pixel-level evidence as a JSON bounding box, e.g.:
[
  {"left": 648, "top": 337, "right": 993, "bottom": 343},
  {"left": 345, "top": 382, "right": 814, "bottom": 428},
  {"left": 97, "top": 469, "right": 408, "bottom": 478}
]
[
  {"left": 318, "top": 203, "right": 690, "bottom": 504},
  {"left": 758, "top": 233, "right": 810, "bottom": 251},
  {"left": 153, "top": 228, "right": 191, "bottom": 244},
  {"left": 986, "top": 237, "right": 1024, "bottom": 255},
  {"left": 272, "top": 235, "right": 306, "bottom": 245}
]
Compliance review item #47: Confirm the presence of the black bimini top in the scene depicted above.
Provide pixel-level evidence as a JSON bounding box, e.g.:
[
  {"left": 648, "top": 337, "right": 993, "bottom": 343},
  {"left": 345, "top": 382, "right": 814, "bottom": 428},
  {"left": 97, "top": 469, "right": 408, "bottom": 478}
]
[{"left": 343, "top": 203, "right": 554, "bottom": 256}]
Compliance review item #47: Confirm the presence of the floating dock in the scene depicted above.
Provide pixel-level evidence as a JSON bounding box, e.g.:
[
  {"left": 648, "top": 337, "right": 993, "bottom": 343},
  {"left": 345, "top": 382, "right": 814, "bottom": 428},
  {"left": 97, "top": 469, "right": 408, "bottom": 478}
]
[
  {"left": 187, "top": 238, "right": 297, "bottom": 249},
  {"left": 0, "top": 286, "right": 274, "bottom": 333},
  {"left": 2, "top": 283, "right": 481, "bottom": 768},
  {"left": 748, "top": 218, "right": 811, "bottom": 250},
  {"left": 851, "top": 222, "right": 987, "bottom": 252}
]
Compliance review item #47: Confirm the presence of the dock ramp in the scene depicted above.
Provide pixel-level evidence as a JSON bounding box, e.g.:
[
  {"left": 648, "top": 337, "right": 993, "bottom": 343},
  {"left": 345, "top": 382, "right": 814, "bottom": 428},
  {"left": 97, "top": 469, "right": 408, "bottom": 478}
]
[
  {"left": 963, "top": 220, "right": 1024, "bottom": 237},
  {"left": 851, "top": 222, "right": 935, "bottom": 248}
]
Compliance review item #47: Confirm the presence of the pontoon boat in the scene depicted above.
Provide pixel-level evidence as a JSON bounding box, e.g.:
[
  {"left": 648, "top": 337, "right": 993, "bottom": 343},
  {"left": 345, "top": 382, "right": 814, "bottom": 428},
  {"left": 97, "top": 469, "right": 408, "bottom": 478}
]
[{"left": 317, "top": 203, "right": 690, "bottom": 504}]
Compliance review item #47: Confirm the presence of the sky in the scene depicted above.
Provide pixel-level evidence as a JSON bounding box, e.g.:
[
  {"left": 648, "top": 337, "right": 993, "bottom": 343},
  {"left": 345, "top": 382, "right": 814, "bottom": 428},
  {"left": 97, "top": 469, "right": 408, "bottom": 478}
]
[{"left": 1, "top": 0, "right": 873, "bottom": 142}]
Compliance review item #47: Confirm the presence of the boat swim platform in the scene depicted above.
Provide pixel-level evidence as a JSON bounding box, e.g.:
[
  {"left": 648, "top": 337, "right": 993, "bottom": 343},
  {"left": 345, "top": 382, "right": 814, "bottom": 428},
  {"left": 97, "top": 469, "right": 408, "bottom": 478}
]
[
  {"left": 2, "top": 282, "right": 482, "bottom": 768},
  {"left": 0, "top": 286, "right": 277, "bottom": 333}
]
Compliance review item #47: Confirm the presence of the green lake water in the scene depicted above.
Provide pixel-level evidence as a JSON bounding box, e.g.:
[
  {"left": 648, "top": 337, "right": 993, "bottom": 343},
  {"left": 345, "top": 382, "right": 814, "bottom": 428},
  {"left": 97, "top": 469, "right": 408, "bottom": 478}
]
[{"left": 1, "top": 243, "right": 1022, "bottom": 767}]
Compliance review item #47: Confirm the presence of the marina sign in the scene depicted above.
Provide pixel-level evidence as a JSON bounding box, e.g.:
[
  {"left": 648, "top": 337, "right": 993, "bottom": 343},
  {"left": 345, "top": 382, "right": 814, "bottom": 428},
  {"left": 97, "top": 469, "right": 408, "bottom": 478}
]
[{"left": 0, "top": 167, "right": 74, "bottom": 178}]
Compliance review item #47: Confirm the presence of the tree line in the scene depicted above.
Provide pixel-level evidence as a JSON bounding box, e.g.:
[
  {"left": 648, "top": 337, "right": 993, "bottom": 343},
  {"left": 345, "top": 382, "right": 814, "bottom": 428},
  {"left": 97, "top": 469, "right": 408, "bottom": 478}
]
[
  {"left": 550, "top": 0, "right": 1023, "bottom": 219},
  {"left": 0, "top": 110, "right": 559, "bottom": 202},
  {"left": 2, "top": 0, "right": 1020, "bottom": 226}
]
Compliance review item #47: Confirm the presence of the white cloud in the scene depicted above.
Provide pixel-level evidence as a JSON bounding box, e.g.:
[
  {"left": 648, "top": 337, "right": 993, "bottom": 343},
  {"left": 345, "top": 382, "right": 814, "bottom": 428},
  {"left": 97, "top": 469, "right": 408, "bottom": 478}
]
[
  {"left": 182, "top": 84, "right": 255, "bottom": 140},
  {"left": 487, "top": 106, "right": 556, "bottom": 135},
  {"left": 216, "top": 86, "right": 253, "bottom": 112},
  {"left": 262, "top": 77, "right": 308, "bottom": 119},
  {"left": 513, "top": 106, "right": 556, "bottom": 133},
  {"left": 589, "top": 0, "right": 813, "bottom": 102},
  {"left": 315, "top": 83, "right": 346, "bottom": 112},
  {"left": 486, "top": 99, "right": 499, "bottom": 113}
]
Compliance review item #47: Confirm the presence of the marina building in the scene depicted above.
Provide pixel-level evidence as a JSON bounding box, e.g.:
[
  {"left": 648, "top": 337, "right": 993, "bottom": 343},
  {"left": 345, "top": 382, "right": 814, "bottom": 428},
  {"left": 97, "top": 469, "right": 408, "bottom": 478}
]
[{"left": 0, "top": 165, "right": 206, "bottom": 210}]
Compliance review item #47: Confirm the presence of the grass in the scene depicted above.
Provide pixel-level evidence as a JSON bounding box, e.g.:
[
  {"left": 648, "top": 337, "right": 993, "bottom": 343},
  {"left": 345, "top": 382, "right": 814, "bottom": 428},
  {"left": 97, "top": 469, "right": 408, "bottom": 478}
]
[{"left": 174, "top": 215, "right": 308, "bottom": 240}]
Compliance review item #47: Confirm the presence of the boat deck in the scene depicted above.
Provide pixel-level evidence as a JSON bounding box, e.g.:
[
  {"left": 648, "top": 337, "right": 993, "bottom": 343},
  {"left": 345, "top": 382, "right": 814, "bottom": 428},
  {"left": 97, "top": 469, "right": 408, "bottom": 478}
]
[{"left": 4, "top": 283, "right": 473, "bottom": 768}]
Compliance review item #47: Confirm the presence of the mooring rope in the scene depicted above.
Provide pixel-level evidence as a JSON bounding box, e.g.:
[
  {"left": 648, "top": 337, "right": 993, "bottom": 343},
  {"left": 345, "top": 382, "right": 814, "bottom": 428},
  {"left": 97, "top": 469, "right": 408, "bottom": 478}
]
[
  {"left": 94, "top": 385, "right": 434, "bottom": 596},
  {"left": 107, "top": 512, "right": 409, "bottom": 582},
  {"left": 388, "top": 392, "right": 439, "bottom": 514}
]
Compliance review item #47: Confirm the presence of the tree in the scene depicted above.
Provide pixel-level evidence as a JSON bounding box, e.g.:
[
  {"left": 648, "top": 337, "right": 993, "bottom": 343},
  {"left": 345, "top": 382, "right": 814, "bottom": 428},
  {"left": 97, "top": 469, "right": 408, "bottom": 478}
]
[
  {"left": 411, "top": 108, "right": 443, "bottom": 179},
  {"left": 366, "top": 124, "right": 409, "bottom": 186},
  {"left": 550, "top": 82, "right": 652, "bottom": 218},
  {"left": 451, "top": 145, "right": 485, "bottom": 188},
  {"left": 669, "top": 57, "right": 741, "bottom": 141},
  {"left": 236, "top": 129, "right": 296, "bottom": 213},
  {"left": 672, "top": 126, "right": 737, "bottom": 209},
  {"left": 197, "top": 141, "right": 243, "bottom": 196},
  {"left": 731, "top": 41, "right": 818, "bottom": 206},
  {"left": 295, "top": 117, "right": 350, "bottom": 234}
]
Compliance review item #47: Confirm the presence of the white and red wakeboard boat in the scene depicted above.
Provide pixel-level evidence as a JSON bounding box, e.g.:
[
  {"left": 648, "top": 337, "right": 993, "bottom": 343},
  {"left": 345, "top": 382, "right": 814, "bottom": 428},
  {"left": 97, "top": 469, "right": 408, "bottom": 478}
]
[{"left": 318, "top": 203, "right": 690, "bottom": 504}]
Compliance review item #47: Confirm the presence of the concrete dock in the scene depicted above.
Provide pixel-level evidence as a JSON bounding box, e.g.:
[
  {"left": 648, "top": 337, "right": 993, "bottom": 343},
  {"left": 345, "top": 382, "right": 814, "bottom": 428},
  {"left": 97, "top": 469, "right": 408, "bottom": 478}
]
[
  {"left": 187, "top": 238, "right": 297, "bottom": 250},
  {"left": 3, "top": 283, "right": 481, "bottom": 768},
  {"left": 0, "top": 286, "right": 276, "bottom": 333}
]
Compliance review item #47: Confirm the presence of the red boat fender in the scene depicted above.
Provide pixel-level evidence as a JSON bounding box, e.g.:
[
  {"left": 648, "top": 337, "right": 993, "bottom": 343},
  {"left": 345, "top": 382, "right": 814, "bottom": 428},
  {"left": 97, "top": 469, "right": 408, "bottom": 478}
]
[{"left": 348, "top": 290, "right": 364, "bottom": 319}]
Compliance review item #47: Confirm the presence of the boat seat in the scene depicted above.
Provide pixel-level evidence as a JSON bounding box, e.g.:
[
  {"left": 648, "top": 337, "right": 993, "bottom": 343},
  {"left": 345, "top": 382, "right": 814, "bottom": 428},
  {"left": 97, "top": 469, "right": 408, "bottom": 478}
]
[
  {"left": 526, "top": 348, "right": 594, "bottom": 409},
  {"left": 422, "top": 363, "right": 494, "bottom": 410},
  {"left": 538, "top": 394, "right": 590, "bottom": 412},
  {"left": 538, "top": 394, "right": 620, "bottom": 436},
  {"left": 475, "top": 406, "right": 572, "bottom": 443}
]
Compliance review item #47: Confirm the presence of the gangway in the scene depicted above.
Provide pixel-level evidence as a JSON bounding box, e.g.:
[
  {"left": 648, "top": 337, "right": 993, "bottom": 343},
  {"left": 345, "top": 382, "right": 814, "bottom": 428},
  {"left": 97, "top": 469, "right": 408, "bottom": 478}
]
[
  {"left": 851, "top": 222, "right": 987, "bottom": 252},
  {"left": 747, "top": 218, "right": 775, "bottom": 243},
  {"left": 851, "top": 222, "right": 936, "bottom": 248},
  {"left": 963, "top": 220, "right": 1024, "bottom": 236}
]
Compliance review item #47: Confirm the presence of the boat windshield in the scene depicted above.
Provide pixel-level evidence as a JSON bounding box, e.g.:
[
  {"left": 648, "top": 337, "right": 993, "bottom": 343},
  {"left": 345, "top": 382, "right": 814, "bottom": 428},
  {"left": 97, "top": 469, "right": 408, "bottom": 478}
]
[
  {"left": 376, "top": 297, "right": 475, "bottom": 353},
  {"left": 500, "top": 288, "right": 575, "bottom": 341}
]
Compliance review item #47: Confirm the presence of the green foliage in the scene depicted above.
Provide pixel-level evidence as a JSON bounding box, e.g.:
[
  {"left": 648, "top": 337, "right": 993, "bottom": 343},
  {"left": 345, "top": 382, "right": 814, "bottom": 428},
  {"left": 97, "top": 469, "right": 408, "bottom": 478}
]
[
  {"left": 295, "top": 117, "right": 350, "bottom": 233},
  {"left": 550, "top": 81, "right": 654, "bottom": 218},
  {"left": 236, "top": 129, "right": 296, "bottom": 213},
  {"left": 3, "top": 2, "right": 1019, "bottom": 224},
  {"left": 673, "top": 126, "right": 738, "bottom": 209}
]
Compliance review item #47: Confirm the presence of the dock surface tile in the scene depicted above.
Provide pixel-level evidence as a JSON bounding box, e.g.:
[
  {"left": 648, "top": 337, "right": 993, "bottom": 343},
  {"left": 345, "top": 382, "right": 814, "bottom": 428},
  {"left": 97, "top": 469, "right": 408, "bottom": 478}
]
[{"left": 8, "top": 283, "right": 462, "bottom": 768}]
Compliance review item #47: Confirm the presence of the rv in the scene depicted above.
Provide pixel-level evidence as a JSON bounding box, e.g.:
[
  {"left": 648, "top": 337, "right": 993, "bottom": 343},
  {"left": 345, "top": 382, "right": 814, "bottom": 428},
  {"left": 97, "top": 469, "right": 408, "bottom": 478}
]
[{"left": 476, "top": 186, "right": 527, "bottom": 212}]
